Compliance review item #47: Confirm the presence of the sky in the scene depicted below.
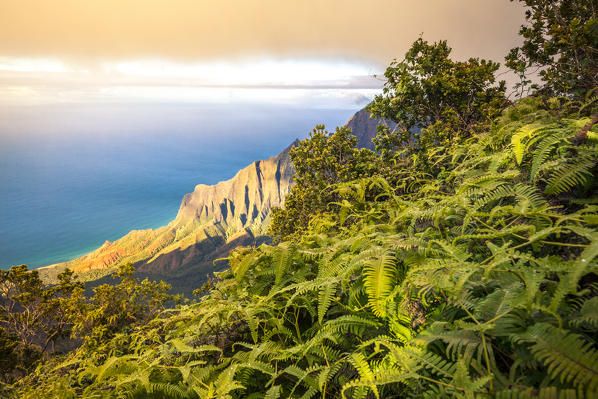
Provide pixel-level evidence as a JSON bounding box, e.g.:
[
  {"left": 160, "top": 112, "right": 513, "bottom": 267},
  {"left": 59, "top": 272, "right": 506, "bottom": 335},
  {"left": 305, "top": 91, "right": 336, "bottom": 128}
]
[{"left": 0, "top": 0, "right": 527, "bottom": 107}]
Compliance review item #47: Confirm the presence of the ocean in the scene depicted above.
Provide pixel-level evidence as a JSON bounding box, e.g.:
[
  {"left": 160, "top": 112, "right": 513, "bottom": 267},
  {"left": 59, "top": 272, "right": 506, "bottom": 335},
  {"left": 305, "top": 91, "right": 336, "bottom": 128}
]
[{"left": 0, "top": 102, "right": 357, "bottom": 268}]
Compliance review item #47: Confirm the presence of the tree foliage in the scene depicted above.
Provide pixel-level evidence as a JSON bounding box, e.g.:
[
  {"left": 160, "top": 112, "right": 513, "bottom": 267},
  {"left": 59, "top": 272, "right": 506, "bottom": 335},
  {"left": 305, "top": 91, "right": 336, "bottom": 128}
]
[
  {"left": 64, "top": 263, "right": 178, "bottom": 347},
  {"left": 0, "top": 265, "right": 81, "bottom": 382},
  {"left": 0, "top": 263, "right": 177, "bottom": 384},
  {"left": 269, "top": 125, "right": 378, "bottom": 240},
  {"left": 368, "top": 38, "right": 507, "bottom": 159},
  {"left": 506, "top": 0, "right": 598, "bottom": 98}
]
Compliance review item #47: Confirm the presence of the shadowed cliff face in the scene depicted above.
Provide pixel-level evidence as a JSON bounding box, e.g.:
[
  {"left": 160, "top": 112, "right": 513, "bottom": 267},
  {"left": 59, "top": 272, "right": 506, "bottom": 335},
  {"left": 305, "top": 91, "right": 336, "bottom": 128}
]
[
  {"left": 175, "top": 141, "right": 295, "bottom": 229},
  {"left": 39, "top": 107, "right": 388, "bottom": 293}
]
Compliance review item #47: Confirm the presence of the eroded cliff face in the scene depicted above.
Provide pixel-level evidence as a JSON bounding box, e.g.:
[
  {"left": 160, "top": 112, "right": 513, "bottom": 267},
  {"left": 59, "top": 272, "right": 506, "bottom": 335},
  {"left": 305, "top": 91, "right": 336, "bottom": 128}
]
[
  {"left": 175, "top": 141, "right": 295, "bottom": 230},
  {"left": 39, "top": 143, "right": 295, "bottom": 288}
]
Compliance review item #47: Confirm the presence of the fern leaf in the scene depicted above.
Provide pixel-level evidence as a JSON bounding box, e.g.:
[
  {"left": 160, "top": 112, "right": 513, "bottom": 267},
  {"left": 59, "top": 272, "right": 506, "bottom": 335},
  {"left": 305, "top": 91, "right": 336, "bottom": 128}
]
[
  {"left": 146, "top": 382, "right": 190, "bottom": 399},
  {"left": 530, "top": 129, "right": 568, "bottom": 180},
  {"left": 570, "top": 297, "right": 598, "bottom": 328},
  {"left": 544, "top": 157, "right": 595, "bottom": 195},
  {"left": 232, "top": 254, "right": 256, "bottom": 282},
  {"left": 264, "top": 385, "right": 281, "bottom": 399},
  {"left": 344, "top": 352, "right": 380, "bottom": 399},
  {"left": 169, "top": 339, "right": 222, "bottom": 355},
  {"left": 364, "top": 251, "right": 397, "bottom": 317},
  {"left": 318, "top": 282, "right": 335, "bottom": 324},
  {"left": 517, "top": 323, "right": 598, "bottom": 392},
  {"left": 511, "top": 124, "right": 544, "bottom": 165},
  {"left": 273, "top": 244, "right": 296, "bottom": 287},
  {"left": 497, "top": 386, "right": 582, "bottom": 399},
  {"left": 550, "top": 233, "right": 598, "bottom": 311},
  {"left": 214, "top": 366, "right": 244, "bottom": 397}
]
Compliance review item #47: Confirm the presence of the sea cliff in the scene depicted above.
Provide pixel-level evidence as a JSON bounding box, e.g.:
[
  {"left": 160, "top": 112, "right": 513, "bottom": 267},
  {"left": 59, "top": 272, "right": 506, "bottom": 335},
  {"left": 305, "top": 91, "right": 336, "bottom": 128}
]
[{"left": 40, "top": 108, "right": 383, "bottom": 293}]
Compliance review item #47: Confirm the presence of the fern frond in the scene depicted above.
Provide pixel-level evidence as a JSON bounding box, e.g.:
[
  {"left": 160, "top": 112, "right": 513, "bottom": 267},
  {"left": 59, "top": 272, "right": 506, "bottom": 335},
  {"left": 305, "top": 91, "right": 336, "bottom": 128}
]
[
  {"left": 530, "top": 129, "right": 568, "bottom": 180},
  {"left": 273, "top": 244, "right": 296, "bottom": 287},
  {"left": 343, "top": 352, "right": 380, "bottom": 399},
  {"left": 496, "top": 386, "right": 581, "bottom": 399},
  {"left": 145, "top": 382, "right": 191, "bottom": 399},
  {"left": 570, "top": 297, "right": 598, "bottom": 328},
  {"left": 364, "top": 251, "right": 397, "bottom": 317},
  {"left": 544, "top": 157, "right": 595, "bottom": 195},
  {"left": 517, "top": 323, "right": 598, "bottom": 392},
  {"left": 511, "top": 123, "right": 545, "bottom": 165},
  {"left": 318, "top": 282, "right": 336, "bottom": 324},
  {"left": 264, "top": 385, "right": 281, "bottom": 399}
]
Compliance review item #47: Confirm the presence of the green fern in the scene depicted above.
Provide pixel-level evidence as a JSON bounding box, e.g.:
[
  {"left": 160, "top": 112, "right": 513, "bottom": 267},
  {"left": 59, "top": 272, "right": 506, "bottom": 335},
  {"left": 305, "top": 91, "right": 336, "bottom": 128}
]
[
  {"left": 511, "top": 123, "right": 545, "bottom": 165},
  {"left": 516, "top": 323, "right": 598, "bottom": 392},
  {"left": 530, "top": 129, "right": 568, "bottom": 180},
  {"left": 544, "top": 156, "right": 595, "bottom": 195},
  {"left": 11, "top": 97, "right": 598, "bottom": 399},
  {"left": 317, "top": 282, "right": 336, "bottom": 324},
  {"left": 363, "top": 251, "right": 397, "bottom": 318}
]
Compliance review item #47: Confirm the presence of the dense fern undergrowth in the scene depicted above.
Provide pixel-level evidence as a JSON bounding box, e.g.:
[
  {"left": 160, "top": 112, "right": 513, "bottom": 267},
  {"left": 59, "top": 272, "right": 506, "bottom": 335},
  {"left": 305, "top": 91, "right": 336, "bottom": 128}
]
[{"left": 9, "top": 96, "right": 598, "bottom": 398}]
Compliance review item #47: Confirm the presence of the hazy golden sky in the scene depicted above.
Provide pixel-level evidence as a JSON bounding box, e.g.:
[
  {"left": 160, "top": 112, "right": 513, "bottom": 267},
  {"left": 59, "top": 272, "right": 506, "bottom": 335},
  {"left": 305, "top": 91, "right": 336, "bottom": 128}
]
[
  {"left": 0, "top": 0, "right": 527, "bottom": 105},
  {"left": 1, "top": 0, "right": 524, "bottom": 62}
]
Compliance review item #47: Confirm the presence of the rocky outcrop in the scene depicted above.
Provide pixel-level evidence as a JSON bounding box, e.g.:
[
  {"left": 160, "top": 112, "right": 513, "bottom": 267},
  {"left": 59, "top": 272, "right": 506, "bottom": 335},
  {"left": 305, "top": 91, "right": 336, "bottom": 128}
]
[
  {"left": 39, "top": 142, "right": 296, "bottom": 290},
  {"left": 175, "top": 141, "right": 295, "bottom": 229}
]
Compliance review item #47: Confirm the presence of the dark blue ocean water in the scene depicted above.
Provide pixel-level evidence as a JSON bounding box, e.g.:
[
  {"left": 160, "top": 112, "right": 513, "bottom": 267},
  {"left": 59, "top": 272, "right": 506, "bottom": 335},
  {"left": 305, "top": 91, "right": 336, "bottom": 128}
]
[{"left": 0, "top": 103, "right": 357, "bottom": 268}]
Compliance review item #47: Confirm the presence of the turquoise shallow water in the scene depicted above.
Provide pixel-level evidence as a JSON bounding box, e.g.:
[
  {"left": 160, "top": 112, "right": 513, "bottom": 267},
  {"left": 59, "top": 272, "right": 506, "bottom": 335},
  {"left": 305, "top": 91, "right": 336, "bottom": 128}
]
[{"left": 0, "top": 103, "right": 357, "bottom": 268}]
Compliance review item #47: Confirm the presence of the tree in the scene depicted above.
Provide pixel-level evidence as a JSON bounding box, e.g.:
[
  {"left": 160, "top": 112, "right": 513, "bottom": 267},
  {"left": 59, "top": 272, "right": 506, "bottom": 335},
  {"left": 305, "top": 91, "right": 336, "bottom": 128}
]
[
  {"left": 0, "top": 262, "right": 179, "bottom": 382},
  {"left": 269, "top": 125, "right": 378, "bottom": 240},
  {"left": 367, "top": 38, "right": 507, "bottom": 158},
  {"left": 65, "top": 263, "right": 177, "bottom": 347},
  {"left": 0, "top": 265, "right": 81, "bottom": 381},
  {"left": 506, "top": 0, "right": 598, "bottom": 98}
]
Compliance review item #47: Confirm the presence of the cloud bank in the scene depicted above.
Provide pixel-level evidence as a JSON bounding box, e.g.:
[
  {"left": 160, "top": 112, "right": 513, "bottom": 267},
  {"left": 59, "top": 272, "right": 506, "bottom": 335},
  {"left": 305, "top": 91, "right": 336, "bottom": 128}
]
[{"left": 0, "top": 1, "right": 527, "bottom": 106}]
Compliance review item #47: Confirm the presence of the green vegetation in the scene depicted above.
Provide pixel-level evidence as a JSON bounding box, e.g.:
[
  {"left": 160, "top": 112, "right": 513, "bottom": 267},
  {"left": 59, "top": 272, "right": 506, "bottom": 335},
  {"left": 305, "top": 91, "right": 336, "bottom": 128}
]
[
  {"left": 0, "top": 266, "right": 80, "bottom": 382},
  {"left": 3, "top": 0, "right": 598, "bottom": 397},
  {"left": 11, "top": 95, "right": 598, "bottom": 399},
  {"left": 0, "top": 264, "right": 176, "bottom": 385},
  {"left": 64, "top": 264, "right": 179, "bottom": 347},
  {"left": 506, "top": 0, "right": 598, "bottom": 97},
  {"left": 368, "top": 38, "right": 507, "bottom": 161},
  {"left": 269, "top": 126, "right": 379, "bottom": 240}
]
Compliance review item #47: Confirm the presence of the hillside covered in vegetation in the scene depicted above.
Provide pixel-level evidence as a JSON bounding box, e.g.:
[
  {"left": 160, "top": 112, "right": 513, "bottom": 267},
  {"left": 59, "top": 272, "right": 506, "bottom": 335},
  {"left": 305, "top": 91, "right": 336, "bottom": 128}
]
[{"left": 2, "top": 0, "right": 598, "bottom": 397}]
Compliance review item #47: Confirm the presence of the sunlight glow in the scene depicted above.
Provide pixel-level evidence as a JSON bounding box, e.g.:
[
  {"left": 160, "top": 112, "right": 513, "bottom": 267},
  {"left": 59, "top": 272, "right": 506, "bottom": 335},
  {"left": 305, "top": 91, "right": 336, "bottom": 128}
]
[
  {"left": 0, "top": 57, "right": 69, "bottom": 73},
  {"left": 0, "top": 57, "right": 382, "bottom": 107},
  {"left": 102, "top": 59, "right": 375, "bottom": 86}
]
